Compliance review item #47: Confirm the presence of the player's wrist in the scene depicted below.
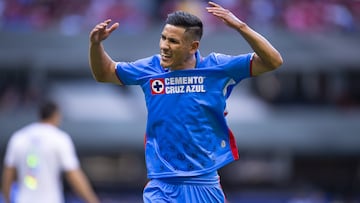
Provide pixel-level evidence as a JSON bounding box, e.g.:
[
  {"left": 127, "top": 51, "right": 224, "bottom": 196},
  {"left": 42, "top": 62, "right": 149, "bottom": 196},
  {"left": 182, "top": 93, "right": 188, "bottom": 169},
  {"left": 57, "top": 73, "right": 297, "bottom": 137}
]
[
  {"left": 235, "top": 21, "right": 248, "bottom": 32},
  {"left": 90, "top": 40, "right": 102, "bottom": 45}
]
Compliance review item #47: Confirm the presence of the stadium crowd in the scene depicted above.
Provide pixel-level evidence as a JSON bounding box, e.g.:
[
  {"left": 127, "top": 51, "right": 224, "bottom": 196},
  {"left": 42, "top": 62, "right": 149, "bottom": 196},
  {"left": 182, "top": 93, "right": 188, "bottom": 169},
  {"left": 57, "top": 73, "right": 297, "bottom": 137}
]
[{"left": 0, "top": 0, "right": 359, "bottom": 34}]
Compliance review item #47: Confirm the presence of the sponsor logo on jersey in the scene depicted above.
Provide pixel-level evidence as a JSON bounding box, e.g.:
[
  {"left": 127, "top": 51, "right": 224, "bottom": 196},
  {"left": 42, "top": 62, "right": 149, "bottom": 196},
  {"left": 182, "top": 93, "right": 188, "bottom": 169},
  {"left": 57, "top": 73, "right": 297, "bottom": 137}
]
[
  {"left": 151, "top": 76, "right": 206, "bottom": 95},
  {"left": 150, "top": 79, "right": 165, "bottom": 94}
]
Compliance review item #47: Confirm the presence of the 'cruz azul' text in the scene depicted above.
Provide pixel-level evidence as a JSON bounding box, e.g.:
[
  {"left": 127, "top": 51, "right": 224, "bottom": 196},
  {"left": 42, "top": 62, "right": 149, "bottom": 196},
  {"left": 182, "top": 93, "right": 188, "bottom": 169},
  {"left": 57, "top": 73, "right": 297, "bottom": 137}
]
[
  {"left": 150, "top": 76, "right": 206, "bottom": 95},
  {"left": 166, "top": 85, "right": 206, "bottom": 94}
]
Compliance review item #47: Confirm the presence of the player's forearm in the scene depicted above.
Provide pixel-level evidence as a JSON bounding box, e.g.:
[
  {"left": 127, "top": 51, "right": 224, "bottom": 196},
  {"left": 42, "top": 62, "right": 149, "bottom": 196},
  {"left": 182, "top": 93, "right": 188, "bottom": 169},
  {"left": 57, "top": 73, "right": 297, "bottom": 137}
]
[
  {"left": 2, "top": 186, "right": 11, "bottom": 203},
  {"left": 2, "top": 169, "right": 14, "bottom": 203},
  {"left": 236, "top": 23, "right": 283, "bottom": 69},
  {"left": 66, "top": 170, "right": 100, "bottom": 203},
  {"left": 76, "top": 185, "right": 100, "bottom": 203},
  {"left": 89, "top": 42, "right": 116, "bottom": 82}
]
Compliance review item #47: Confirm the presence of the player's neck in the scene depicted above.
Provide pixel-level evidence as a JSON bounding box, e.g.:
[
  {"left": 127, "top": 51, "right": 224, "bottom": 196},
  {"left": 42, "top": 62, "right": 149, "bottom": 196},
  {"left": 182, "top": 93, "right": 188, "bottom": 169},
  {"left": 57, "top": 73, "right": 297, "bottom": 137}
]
[
  {"left": 169, "top": 55, "right": 197, "bottom": 71},
  {"left": 41, "top": 117, "right": 60, "bottom": 127}
]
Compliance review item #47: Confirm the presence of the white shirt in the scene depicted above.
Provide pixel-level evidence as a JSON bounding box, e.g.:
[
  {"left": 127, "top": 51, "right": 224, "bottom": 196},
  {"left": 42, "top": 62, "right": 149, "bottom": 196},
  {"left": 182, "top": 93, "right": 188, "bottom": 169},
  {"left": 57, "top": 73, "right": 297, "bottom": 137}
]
[{"left": 4, "top": 122, "right": 79, "bottom": 203}]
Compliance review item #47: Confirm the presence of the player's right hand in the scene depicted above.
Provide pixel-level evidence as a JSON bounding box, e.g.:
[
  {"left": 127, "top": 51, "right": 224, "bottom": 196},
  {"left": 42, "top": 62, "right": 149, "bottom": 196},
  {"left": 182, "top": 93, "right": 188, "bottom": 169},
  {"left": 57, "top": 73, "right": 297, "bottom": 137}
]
[{"left": 89, "top": 19, "right": 119, "bottom": 44}]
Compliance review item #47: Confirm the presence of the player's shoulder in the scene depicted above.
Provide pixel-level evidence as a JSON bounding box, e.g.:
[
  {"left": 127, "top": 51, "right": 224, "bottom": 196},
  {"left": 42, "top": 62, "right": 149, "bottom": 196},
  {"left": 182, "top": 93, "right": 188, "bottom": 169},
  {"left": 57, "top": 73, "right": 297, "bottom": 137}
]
[
  {"left": 205, "top": 52, "right": 252, "bottom": 60},
  {"left": 194, "top": 52, "right": 228, "bottom": 69},
  {"left": 204, "top": 52, "right": 229, "bottom": 58},
  {"left": 44, "top": 127, "right": 74, "bottom": 148},
  {"left": 48, "top": 126, "right": 71, "bottom": 140},
  {"left": 133, "top": 55, "right": 161, "bottom": 66},
  {"left": 31, "top": 123, "right": 71, "bottom": 140},
  {"left": 8, "top": 123, "right": 37, "bottom": 144},
  {"left": 199, "top": 52, "right": 229, "bottom": 64},
  {"left": 11, "top": 123, "right": 36, "bottom": 137},
  {"left": 199, "top": 52, "right": 253, "bottom": 68},
  {"left": 122, "top": 54, "right": 162, "bottom": 74}
]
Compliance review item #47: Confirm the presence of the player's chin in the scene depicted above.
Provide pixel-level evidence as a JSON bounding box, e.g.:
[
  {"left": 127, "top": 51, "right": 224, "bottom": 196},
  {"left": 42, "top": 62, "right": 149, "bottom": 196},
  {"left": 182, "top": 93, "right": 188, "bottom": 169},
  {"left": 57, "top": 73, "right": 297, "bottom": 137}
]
[{"left": 160, "top": 60, "right": 171, "bottom": 69}]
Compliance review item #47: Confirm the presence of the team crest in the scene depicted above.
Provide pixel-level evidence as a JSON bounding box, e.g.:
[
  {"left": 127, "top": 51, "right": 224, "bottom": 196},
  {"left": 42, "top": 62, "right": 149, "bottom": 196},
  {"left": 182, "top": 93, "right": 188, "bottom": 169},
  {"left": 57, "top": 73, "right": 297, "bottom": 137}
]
[{"left": 150, "top": 79, "right": 165, "bottom": 95}]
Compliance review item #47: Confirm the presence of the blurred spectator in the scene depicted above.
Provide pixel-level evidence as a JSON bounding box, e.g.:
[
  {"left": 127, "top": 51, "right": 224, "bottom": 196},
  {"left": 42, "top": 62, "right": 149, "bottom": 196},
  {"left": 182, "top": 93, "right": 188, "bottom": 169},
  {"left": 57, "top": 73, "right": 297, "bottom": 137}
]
[
  {"left": 159, "top": 0, "right": 218, "bottom": 33},
  {"left": 283, "top": 0, "right": 326, "bottom": 33},
  {"left": 248, "top": 0, "right": 277, "bottom": 30},
  {"left": 324, "top": 0, "right": 355, "bottom": 32},
  {"left": 84, "top": 0, "right": 152, "bottom": 35},
  {"left": 0, "top": 0, "right": 359, "bottom": 33}
]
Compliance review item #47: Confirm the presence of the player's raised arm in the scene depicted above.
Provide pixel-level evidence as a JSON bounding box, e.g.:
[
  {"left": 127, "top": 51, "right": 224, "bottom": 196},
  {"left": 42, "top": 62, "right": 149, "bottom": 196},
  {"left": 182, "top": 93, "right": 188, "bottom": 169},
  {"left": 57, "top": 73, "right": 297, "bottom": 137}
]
[
  {"left": 206, "top": 1, "right": 283, "bottom": 76},
  {"left": 89, "top": 19, "right": 122, "bottom": 84}
]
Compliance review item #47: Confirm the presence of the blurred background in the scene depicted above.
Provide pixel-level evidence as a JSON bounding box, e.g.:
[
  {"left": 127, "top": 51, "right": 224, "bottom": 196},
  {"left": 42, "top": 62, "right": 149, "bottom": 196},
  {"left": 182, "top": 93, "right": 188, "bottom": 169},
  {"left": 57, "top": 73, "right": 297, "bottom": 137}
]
[{"left": 0, "top": 0, "right": 360, "bottom": 202}]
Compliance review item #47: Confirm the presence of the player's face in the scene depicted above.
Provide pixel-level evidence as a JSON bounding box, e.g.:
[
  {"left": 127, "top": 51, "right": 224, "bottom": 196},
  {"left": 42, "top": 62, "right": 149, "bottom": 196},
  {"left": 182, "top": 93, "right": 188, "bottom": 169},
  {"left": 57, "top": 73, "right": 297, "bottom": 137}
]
[{"left": 159, "top": 24, "right": 196, "bottom": 71}]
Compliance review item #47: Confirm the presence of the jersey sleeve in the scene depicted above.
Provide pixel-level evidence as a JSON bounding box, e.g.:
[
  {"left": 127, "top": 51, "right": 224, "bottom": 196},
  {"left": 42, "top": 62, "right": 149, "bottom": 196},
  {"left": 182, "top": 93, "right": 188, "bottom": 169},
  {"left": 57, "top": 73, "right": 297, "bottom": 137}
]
[
  {"left": 213, "top": 52, "right": 254, "bottom": 83},
  {"left": 4, "top": 135, "right": 19, "bottom": 167},
  {"left": 58, "top": 133, "right": 79, "bottom": 171}
]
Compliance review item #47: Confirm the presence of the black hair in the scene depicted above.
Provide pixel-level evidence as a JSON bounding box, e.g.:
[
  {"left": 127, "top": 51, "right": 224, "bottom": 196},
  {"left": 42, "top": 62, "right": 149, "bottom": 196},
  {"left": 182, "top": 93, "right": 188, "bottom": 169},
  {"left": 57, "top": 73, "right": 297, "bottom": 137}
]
[
  {"left": 165, "top": 11, "right": 203, "bottom": 41},
  {"left": 39, "top": 100, "right": 58, "bottom": 120}
]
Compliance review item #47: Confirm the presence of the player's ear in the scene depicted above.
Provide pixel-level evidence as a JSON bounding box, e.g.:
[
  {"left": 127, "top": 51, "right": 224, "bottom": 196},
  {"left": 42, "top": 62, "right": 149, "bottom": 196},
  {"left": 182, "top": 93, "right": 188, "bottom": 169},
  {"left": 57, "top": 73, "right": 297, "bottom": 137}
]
[{"left": 190, "top": 40, "right": 199, "bottom": 53}]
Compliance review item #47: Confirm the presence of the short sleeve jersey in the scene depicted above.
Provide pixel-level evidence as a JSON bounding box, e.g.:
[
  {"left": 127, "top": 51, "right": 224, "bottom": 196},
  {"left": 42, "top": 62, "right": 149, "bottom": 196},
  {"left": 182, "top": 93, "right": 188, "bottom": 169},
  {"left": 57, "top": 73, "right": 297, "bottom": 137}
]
[
  {"left": 116, "top": 51, "right": 253, "bottom": 178},
  {"left": 4, "top": 123, "right": 79, "bottom": 203}
]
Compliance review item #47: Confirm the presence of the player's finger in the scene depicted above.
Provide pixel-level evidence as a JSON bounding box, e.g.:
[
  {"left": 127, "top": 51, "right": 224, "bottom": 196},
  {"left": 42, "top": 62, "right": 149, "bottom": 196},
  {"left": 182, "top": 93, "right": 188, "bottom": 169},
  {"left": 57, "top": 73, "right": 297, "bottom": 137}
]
[
  {"left": 209, "top": 12, "right": 225, "bottom": 20},
  {"left": 104, "top": 19, "right": 112, "bottom": 24},
  {"left": 95, "top": 19, "right": 112, "bottom": 30},
  {"left": 208, "top": 1, "right": 222, "bottom": 8},
  {"left": 94, "top": 23, "right": 107, "bottom": 32},
  {"left": 206, "top": 6, "right": 226, "bottom": 14},
  {"left": 95, "top": 24, "right": 105, "bottom": 30},
  {"left": 108, "top": 22, "right": 119, "bottom": 33},
  {"left": 207, "top": 8, "right": 226, "bottom": 17}
]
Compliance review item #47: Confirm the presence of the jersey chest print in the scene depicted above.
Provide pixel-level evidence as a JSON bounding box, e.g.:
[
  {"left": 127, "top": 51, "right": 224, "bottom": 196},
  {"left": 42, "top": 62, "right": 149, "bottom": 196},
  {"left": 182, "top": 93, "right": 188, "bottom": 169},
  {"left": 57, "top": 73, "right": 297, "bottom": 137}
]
[{"left": 150, "top": 76, "right": 206, "bottom": 95}]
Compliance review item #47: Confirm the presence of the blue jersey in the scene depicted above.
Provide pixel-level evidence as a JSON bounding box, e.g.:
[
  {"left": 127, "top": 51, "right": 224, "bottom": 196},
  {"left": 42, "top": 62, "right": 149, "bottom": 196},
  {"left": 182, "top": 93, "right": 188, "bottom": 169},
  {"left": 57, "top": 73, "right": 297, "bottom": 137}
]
[{"left": 116, "top": 51, "right": 253, "bottom": 179}]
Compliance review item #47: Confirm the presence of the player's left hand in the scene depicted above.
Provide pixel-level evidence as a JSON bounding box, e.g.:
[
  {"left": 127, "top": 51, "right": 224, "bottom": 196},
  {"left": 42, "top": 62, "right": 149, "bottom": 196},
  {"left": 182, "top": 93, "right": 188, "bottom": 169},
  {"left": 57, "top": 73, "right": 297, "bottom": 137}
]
[{"left": 206, "top": 1, "right": 245, "bottom": 30}]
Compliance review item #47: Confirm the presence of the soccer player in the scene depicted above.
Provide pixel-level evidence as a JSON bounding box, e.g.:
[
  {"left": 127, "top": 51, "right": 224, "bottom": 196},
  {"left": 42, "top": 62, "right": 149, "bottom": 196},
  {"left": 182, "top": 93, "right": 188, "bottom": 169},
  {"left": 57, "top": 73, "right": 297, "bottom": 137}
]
[
  {"left": 89, "top": 1, "right": 283, "bottom": 202},
  {"left": 1, "top": 101, "right": 100, "bottom": 203}
]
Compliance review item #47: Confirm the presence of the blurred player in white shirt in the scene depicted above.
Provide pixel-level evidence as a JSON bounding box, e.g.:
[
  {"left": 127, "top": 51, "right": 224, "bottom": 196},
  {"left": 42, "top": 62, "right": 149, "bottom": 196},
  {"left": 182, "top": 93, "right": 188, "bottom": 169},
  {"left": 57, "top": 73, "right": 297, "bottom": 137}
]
[{"left": 2, "top": 101, "right": 100, "bottom": 203}]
